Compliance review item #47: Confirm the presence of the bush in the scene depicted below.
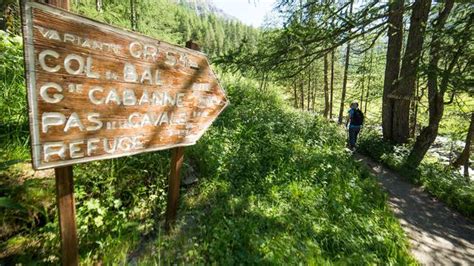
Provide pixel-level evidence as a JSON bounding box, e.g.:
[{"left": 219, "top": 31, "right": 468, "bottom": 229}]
[
  {"left": 419, "top": 163, "right": 474, "bottom": 217},
  {"left": 358, "top": 130, "right": 394, "bottom": 163},
  {"left": 0, "top": 31, "right": 29, "bottom": 160}
]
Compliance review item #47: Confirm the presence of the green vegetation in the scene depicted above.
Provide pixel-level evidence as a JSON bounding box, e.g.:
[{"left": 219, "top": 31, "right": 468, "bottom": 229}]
[
  {"left": 0, "top": 31, "right": 28, "bottom": 161},
  {"left": 358, "top": 130, "right": 474, "bottom": 218},
  {"left": 1, "top": 20, "right": 415, "bottom": 263},
  {"left": 72, "top": 0, "right": 260, "bottom": 57},
  {"left": 1, "top": 0, "right": 472, "bottom": 263},
  {"left": 0, "top": 58, "right": 415, "bottom": 263},
  {"left": 147, "top": 78, "right": 415, "bottom": 264}
]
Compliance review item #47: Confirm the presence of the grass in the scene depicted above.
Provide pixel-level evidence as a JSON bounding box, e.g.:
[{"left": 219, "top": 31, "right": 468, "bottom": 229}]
[
  {"left": 130, "top": 76, "right": 416, "bottom": 264},
  {"left": 0, "top": 31, "right": 416, "bottom": 263}
]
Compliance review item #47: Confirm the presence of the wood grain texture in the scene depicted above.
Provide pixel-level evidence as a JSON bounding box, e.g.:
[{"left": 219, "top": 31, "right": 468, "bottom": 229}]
[
  {"left": 164, "top": 41, "right": 199, "bottom": 231},
  {"left": 55, "top": 165, "right": 78, "bottom": 266},
  {"left": 165, "top": 146, "right": 184, "bottom": 230},
  {"left": 21, "top": 1, "right": 228, "bottom": 170}
]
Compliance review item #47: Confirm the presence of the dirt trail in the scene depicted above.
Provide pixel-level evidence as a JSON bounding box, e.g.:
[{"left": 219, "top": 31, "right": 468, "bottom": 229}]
[{"left": 354, "top": 153, "right": 474, "bottom": 265}]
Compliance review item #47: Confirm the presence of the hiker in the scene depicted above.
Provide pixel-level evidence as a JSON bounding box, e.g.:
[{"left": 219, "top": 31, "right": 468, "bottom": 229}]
[{"left": 346, "top": 101, "right": 364, "bottom": 150}]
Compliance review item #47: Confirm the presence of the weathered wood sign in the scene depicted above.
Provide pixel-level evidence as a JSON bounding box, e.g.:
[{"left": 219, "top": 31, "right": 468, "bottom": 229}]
[{"left": 21, "top": 0, "right": 228, "bottom": 170}]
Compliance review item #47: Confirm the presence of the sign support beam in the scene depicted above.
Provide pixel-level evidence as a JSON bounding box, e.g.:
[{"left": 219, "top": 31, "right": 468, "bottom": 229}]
[
  {"left": 165, "top": 41, "right": 200, "bottom": 231},
  {"left": 165, "top": 146, "right": 185, "bottom": 230},
  {"left": 47, "top": 1, "right": 79, "bottom": 265},
  {"left": 55, "top": 165, "right": 79, "bottom": 266}
]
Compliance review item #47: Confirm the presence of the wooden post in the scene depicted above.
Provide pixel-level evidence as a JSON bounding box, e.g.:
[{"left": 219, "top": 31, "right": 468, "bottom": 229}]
[
  {"left": 165, "top": 147, "right": 185, "bottom": 229},
  {"left": 165, "top": 40, "right": 200, "bottom": 230},
  {"left": 47, "top": 0, "right": 78, "bottom": 265},
  {"left": 47, "top": 0, "right": 70, "bottom": 10},
  {"left": 55, "top": 166, "right": 78, "bottom": 266}
]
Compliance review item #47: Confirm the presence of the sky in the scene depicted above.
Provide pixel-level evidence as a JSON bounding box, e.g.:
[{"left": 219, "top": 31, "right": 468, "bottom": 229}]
[{"left": 212, "top": 0, "right": 277, "bottom": 27}]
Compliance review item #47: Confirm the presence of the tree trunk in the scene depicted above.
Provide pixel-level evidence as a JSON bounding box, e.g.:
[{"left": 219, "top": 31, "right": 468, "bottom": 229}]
[
  {"left": 382, "top": 0, "right": 404, "bottom": 141},
  {"left": 300, "top": 78, "right": 304, "bottom": 110},
  {"left": 323, "top": 54, "right": 329, "bottom": 118},
  {"left": 406, "top": 0, "right": 456, "bottom": 168},
  {"left": 360, "top": 70, "right": 366, "bottom": 108},
  {"left": 410, "top": 76, "right": 420, "bottom": 137},
  {"left": 96, "top": 0, "right": 103, "bottom": 12},
  {"left": 307, "top": 69, "right": 311, "bottom": 111},
  {"left": 130, "top": 0, "right": 138, "bottom": 31},
  {"left": 293, "top": 82, "right": 298, "bottom": 108},
  {"left": 312, "top": 65, "right": 316, "bottom": 111},
  {"left": 338, "top": 1, "right": 353, "bottom": 124},
  {"left": 309, "top": 64, "right": 314, "bottom": 111},
  {"left": 452, "top": 112, "right": 474, "bottom": 178},
  {"left": 365, "top": 50, "right": 373, "bottom": 114},
  {"left": 329, "top": 49, "right": 335, "bottom": 119},
  {"left": 391, "top": 0, "right": 431, "bottom": 144}
]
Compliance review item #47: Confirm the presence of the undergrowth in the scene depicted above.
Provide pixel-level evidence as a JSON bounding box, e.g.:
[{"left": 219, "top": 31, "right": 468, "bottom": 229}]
[
  {"left": 1, "top": 31, "right": 415, "bottom": 264},
  {"left": 358, "top": 130, "right": 474, "bottom": 218},
  {"left": 134, "top": 76, "right": 416, "bottom": 264}
]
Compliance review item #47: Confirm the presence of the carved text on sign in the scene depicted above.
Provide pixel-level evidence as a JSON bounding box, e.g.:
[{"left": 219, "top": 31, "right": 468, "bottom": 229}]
[{"left": 21, "top": 1, "right": 228, "bottom": 170}]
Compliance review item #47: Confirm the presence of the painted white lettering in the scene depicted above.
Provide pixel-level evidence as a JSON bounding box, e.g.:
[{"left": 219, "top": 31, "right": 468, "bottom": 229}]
[
  {"left": 69, "top": 140, "right": 84, "bottom": 159},
  {"left": 40, "top": 82, "right": 63, "bottom": 103},
  {"left": 85, "top": 56, "right": 100, "bottom": 78},
  {"left": 103, "top": 138, "right": 117, "bottom": 153},
  {"left": 140, "top": 67, "right": 153, "bottom": 84},
  {"left": 123, "top": 63, "right": 138, "bottom": 82},
  {"left": 43, "top": 142, "right": 66, "bottom": 162},
  {"left": 128, "top": 112, "right": 141, "bottom": 128},
  {"left": 35, "top": 26, "right": 49, "bottom": 38},
  {"left": 42, "top": 112, "right": 65, "bottom": 133},
  {"left": 89, "top": 86, "right": 104, "bottom": 105},
  {"left": 133, "top": 135, "right": 144, "bottom": 149},
  {"left": 64, "top": 112, "right": 85, "bottom": 132},
  {"left": 48, "top": 30, "right": 60, "bottom": 41},
  {"left": 152, "top": 91, "right": 163, "bottom": 105},
  {"left": 143, "top": 45, "right": 158, "bottom": 61},
  {"left": 141, "top": 113, "right": 152, "bottom": 127},
  {"left": 87, "top": 138, "right": 100, "bottom": 156},
  {"left": 155, "top": 69, "right": 163, "bottom": 85},
  {"left": 139, "top": 90, "right": 150, "bottom": 105},
  {"left": 158, "top": 112, "right": 169, "bottom": 125},
  {"left": 81, "top": 39, "right": 92, "bottom": 49},
  {"left": 176, "top": 92, "right": 185, "bottom": 107},
  {"left": 129, "top": 42, "right": 142, "bottom": 58},
  {"left": 39, "top": 49, "right": 60, "bottom": 72},
  {"left": 105, "top": 89, "right": 121, "bottom": 105},
  {"left": 165, "top": 52, "right": 177, "bottom": 66},
  {"left": 164, "top": 92, "right": 176, "bottom": 106},
  {"left": 118, "top": 137, "right": 132, "bottom": 151},
  {"left": 63, "top": 33, "right": 75, "bottom": 44},
  {"left": 123, "top": 89, "right": 137, "bottom": 106},
  {"left": 86, "top": 113, "right": 102, "bottom": 131},
  {"left": 64, "top": 54, "right": 85, "bottom": 75}
]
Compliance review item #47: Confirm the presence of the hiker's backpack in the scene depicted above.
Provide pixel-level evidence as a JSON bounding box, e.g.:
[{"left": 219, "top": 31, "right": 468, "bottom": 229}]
[{"left": 351, "top": 109, "right": 364, "bottom": 126}]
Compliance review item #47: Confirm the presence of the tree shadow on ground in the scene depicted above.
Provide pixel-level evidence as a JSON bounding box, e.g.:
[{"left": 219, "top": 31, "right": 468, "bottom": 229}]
[{"left": 356, "top": 154, "right": 474, "bottom": 265}]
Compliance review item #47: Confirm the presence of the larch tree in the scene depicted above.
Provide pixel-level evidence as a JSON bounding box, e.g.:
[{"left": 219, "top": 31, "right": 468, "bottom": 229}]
[
  {"left": 338, "top": 1, "right": 353, "bottom": 124},
  {"left": 323, "top": 53, "right": 330, "bottom": 118},
  {"left": 130, "top": 0, "right": 137, "bottom": 31},
  {"left": 382, "top": 0, "right": 403, "bottom": 141},
  {"left": 329, "top": 49, "right": 335, "bottom": 119},
  {"left": 406, "top": 0, "right": 472, "bottom": 168},
  {"left": 388, "top": 0, "right": 432, "bottom": 144},
  {"left": 452, "top": 112, "right": 474, "bottom": 178}
]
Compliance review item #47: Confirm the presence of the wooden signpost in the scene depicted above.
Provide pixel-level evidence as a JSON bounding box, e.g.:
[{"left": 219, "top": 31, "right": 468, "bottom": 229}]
[{"left": 20, "top": 0, "right": 228, "bottom": 264}]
